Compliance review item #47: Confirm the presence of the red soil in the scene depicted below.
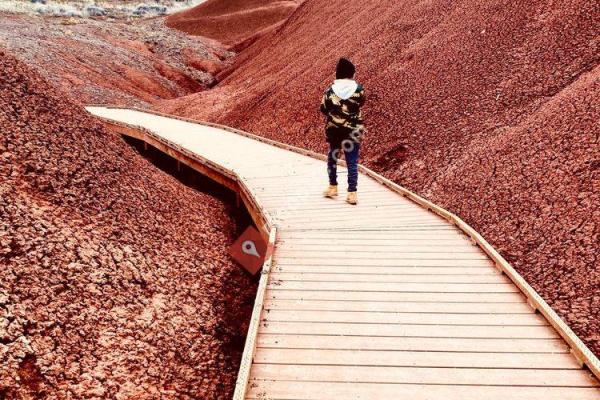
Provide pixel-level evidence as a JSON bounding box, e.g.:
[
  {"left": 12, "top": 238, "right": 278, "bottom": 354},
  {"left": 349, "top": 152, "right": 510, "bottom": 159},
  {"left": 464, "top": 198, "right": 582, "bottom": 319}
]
[
  {"left": 166, "top": 0, "right": 303, "bottom": 48},
  {"left": 0, "top": 50, "right": 256, "bottom": 399},
  {"left": 183, "top": 48, "right": 224, "bottom": 76},
  {"left": 160, "top": 0, "right": 600, "bottom": 354},
  {"left": 0, "top": 13, "right": 231, "bottom": 107}
]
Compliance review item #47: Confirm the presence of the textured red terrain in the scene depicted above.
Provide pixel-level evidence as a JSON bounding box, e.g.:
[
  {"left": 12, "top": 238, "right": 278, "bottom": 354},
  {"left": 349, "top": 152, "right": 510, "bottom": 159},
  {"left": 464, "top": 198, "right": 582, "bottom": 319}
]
[
  {"left": 0, "top": 50, "right": 256, "bottom": 399},
  {"left": 160, "top": 0, "right": 600, "bottom": 354},
  {"left": 0, "top": 13, "right": 232, "bottom": 107},
  {"left": 166, "top": 0, "right": 302, "bottom": 48}
]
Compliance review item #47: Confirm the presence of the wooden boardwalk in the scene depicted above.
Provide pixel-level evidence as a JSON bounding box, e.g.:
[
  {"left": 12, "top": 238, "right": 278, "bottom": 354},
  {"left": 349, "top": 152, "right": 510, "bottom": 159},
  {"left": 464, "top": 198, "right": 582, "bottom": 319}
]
[{"left": 87, "top": 106, "right": 600, "bottom": 400}]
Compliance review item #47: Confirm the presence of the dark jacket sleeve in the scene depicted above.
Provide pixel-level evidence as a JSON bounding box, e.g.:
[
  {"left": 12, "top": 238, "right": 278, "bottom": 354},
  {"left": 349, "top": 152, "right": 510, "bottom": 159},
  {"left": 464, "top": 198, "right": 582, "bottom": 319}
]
[
  {"left": 320, "top": 91, "right": 329, "bottom": 115},
  {"left": 356, "top": 86, "right": 366, "bottom": 107}
]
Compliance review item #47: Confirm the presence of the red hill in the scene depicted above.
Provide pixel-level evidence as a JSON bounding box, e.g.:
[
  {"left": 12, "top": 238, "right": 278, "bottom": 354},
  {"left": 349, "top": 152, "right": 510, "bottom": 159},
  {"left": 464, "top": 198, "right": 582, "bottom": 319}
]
[{"left": 166, "top": 0, "right": 302, "bottom": 47}]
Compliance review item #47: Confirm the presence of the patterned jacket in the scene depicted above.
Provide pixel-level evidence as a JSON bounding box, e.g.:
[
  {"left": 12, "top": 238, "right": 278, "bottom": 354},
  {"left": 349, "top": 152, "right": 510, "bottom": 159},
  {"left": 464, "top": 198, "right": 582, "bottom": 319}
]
[{"left": 320, "top": 80, "right": 366, "bottom": 134}]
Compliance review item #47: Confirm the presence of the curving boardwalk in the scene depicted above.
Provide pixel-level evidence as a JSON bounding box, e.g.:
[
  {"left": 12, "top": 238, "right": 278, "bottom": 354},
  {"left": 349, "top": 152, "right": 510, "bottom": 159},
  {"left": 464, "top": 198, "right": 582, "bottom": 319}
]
[{"left": 87, "top": 106, "right": 600, "bottom": 400}]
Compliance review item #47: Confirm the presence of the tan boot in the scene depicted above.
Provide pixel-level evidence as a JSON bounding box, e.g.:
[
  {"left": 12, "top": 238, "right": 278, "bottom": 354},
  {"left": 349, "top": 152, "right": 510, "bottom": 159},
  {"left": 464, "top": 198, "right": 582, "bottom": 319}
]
[
  {"left": 323, "top": 185, "right": 338, "bottom": 198},
  {"left": 346, "top": 191, "right": 358, "bottom": 205}
]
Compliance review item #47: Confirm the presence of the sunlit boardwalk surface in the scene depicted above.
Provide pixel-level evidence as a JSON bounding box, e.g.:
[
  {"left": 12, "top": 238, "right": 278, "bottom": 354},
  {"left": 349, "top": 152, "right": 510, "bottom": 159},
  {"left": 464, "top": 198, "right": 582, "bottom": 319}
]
[{"left": 87, "top": 106, "right": 600, "bottom": 400}]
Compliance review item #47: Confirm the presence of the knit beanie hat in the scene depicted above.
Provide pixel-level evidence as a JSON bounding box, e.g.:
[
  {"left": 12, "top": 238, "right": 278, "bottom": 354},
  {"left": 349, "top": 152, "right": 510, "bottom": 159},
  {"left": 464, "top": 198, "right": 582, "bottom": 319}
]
[{"left": 336, "top": 58, "right": 356, "bottom": 79}]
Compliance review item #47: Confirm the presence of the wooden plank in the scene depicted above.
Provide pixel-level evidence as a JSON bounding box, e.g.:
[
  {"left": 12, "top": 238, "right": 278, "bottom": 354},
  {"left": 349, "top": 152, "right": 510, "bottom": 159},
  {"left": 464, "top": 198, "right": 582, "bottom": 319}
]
[
  {"left": 277, "top": 235, "right": 469, "bottom": 247},
  {"left": 251, "top": 180, "right": 384, "bottom": 189},
  {"left": 275, "top": 240, "right": 481, "bottom": 251},
  {"left": 267, "top": 192, "right": 401, "bottom": 201},
  {"left": 254, "top": 180, "right": 395, "bottom": 189},
  {"left": 274, "top": 250, "right": 490, "bottom": 260},
  {"left": 275, "top": 209, "right": 424, "bottom": 219},
  {"left": 267, "top": 281, "right": 519, "bottom": 293},
  {"left": 276, "top": 233, "right": 468, "bottom": 238},
  {"left": 268, "top": 201, "right": 408, "bottom": 209},
  {"left": 272, "top": 265, "right": 502, "bottom": 275},
  {"left": 256, "top": 334, "right": 569, "bottom": 353},
  {"left": 273, "top": 203, "right": 432, "bottom": 212},
  {"left": 246, "top": 381, "right": 600, "bottom": 400},
  {"left": 279, "top": 223, "right": 452, "bottom": 230},
  {"left": 259, "top": 321, "right": 559, "bottom": 339},
  {"left": 271, "top": 203, "right": 430, "bottom": 212},
  {"left": 270, "top": 272, "right": 510, "bottom": 283},
  {"left": 264, "top": 299, "right": 535, "bottom": 314},
  {"left": 273, "top": 258, "right": 494, "bottom": 267},
  {"left": 265, "top": 289, "right": 526, "bottom": 303},
  {"left": 278, "top": 211, "right": 439, "bottom": 220},
  {"left": 250, "top": 364, "right": 599, "bottom": 387},
  {"left": 277, "top": 219, "right": 449, "bottom": 228},
  {"left": 276, "top": 212, "right": 448, "bottom": 220},
  {"left": 256, "top": 187, "right": 399, "bottom": 196},
  {"left": 245, "top": 174, "right": 330, "bottom": 181},
  {"left": 257, "top": 185, "right": 401, "bottom": 193},
  {"left": 261, "top": 310, "right": 547, "bottom": 326},
  {"left": 256, "top": 189, "right": 385, "bottom": 197},
  {"left": 277, "top": 238, "right": 473, "bottom": 246},
  {"left": 253, "top": 348, "right": 579, "bottom": 369},
  {"left": 279, "top": 227, "right": 458, "bottom": 233},
  {"left": 276, "top": 230, "right": 469, "bottom": 240},
  {"left": 261, "top": 197, "right": 407, "bottom": 208},
  {"left": 275, "top": 243, "right": 481, "bottom": 252}
]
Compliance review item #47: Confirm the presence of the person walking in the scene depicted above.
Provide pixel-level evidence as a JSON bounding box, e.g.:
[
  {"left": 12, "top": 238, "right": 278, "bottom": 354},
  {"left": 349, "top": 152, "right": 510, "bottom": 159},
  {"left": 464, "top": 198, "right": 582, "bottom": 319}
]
[{"left": 320, "top": 58, "right": 365, "bottom": 205}]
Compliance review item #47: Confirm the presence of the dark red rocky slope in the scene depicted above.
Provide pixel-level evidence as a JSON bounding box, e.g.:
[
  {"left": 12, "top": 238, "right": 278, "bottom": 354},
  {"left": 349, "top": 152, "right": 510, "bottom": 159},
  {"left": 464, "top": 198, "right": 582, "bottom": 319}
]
[
  {"left": 166, "top": 0, "right": 303, "bottom": 48},
  {"left": 0, "top": 49, "right": 255, "bottom": 399}
]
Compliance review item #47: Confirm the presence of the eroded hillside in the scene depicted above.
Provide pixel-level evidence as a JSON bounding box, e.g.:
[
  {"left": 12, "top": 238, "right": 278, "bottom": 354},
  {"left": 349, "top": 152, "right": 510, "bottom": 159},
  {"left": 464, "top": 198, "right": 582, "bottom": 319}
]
[
  {"left": 0, "top": 13, "right": 232, "bottom": 106},
  {"left": 0, "top": 49, "right": 256, "bottom": 399},
  {"left": 166, "top": 0, "right": 304, "bottom": 50}
]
